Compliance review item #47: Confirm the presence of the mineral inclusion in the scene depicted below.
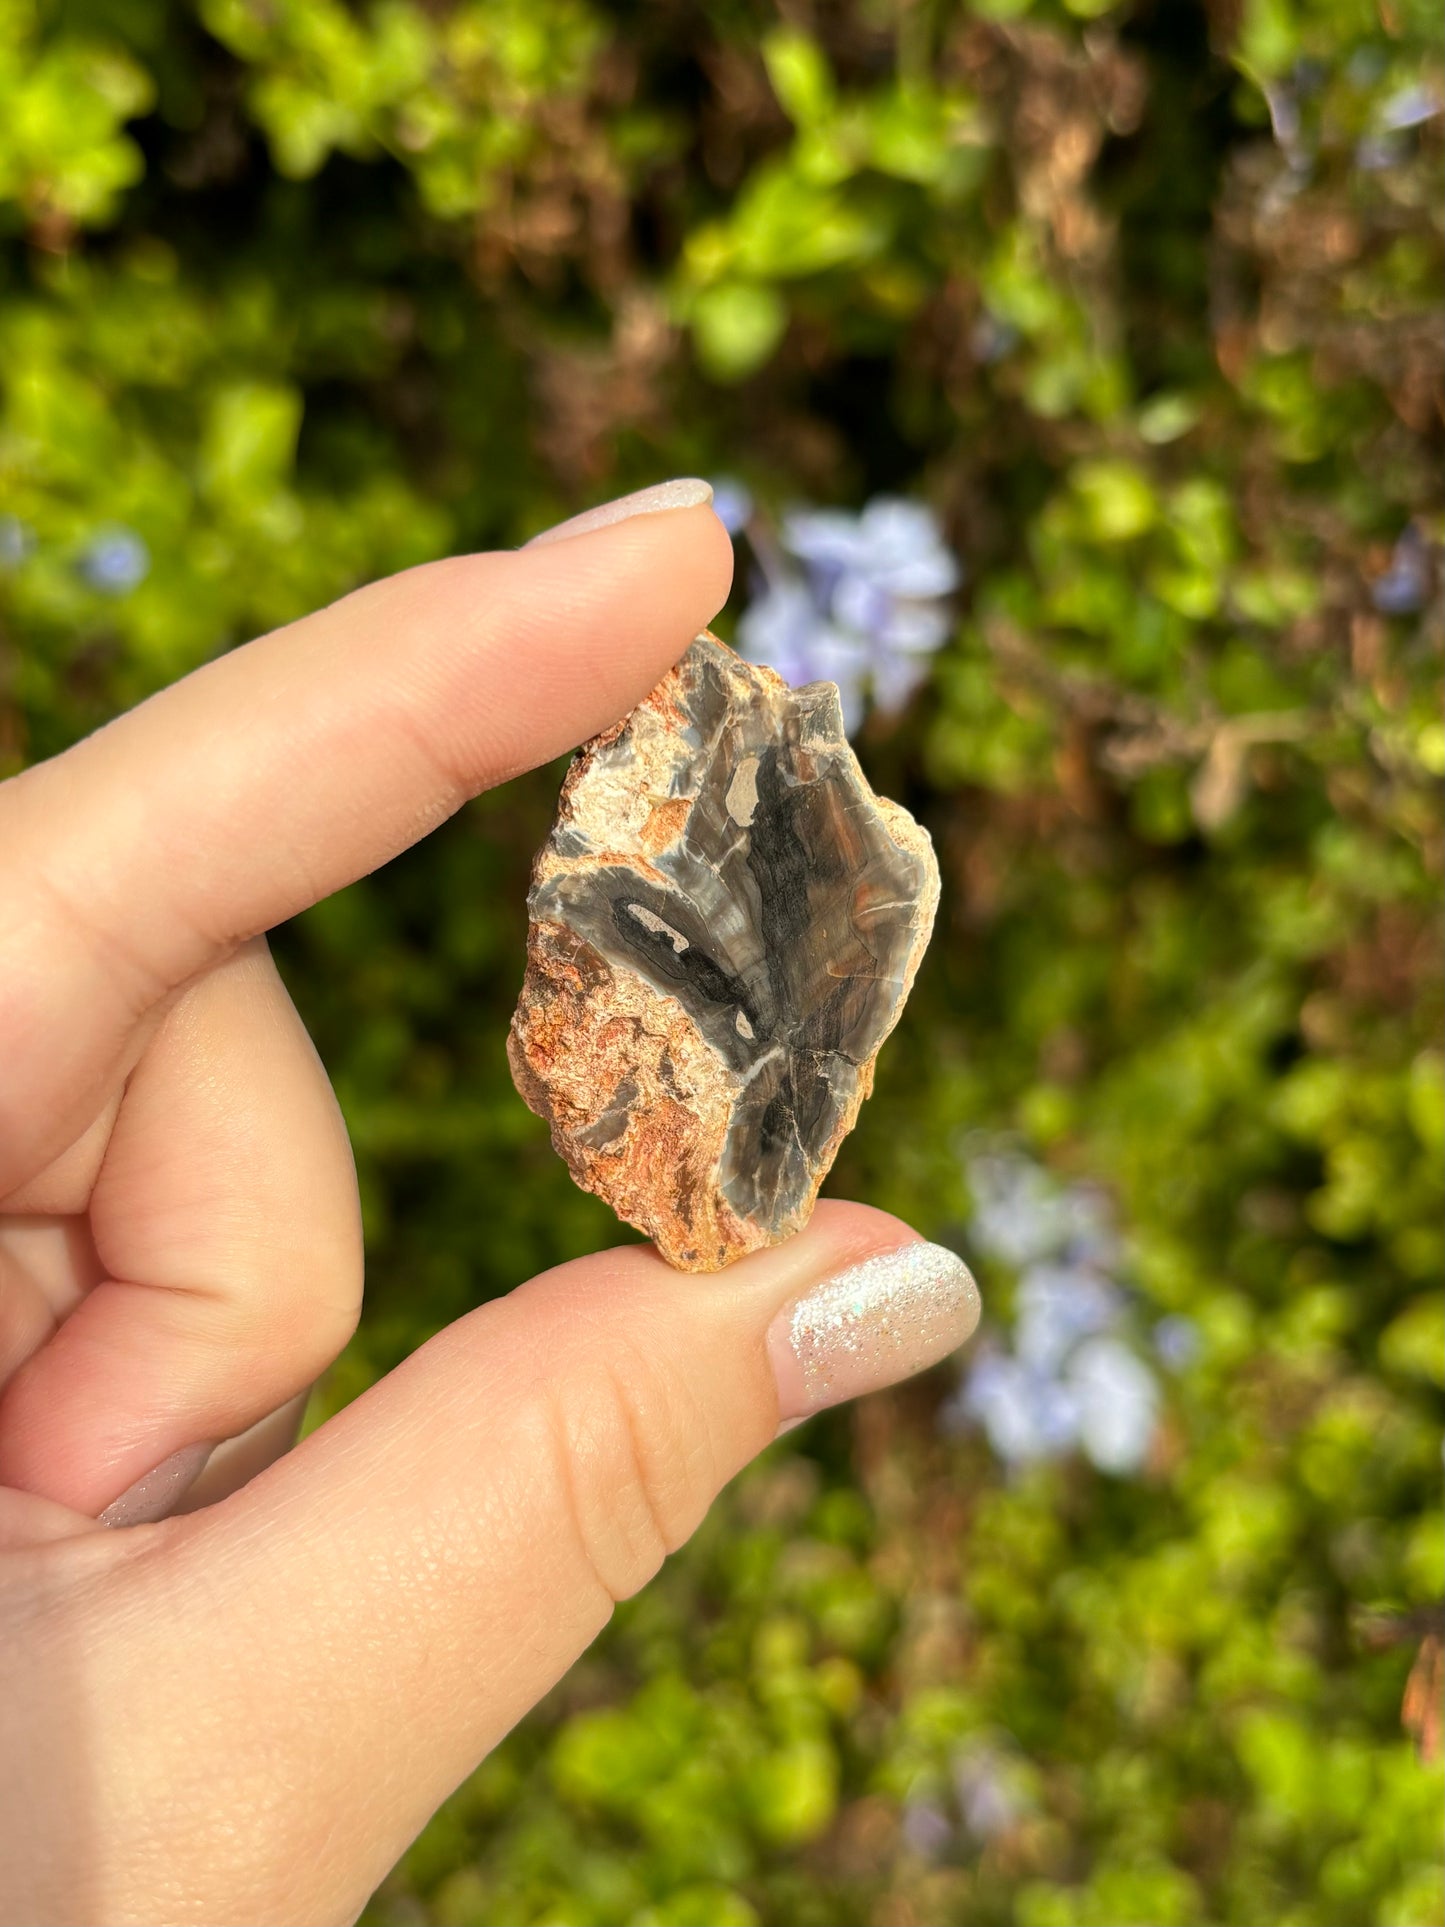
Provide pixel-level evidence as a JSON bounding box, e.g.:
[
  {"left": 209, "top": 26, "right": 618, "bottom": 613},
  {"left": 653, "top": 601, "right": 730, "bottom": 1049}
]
[{"left": 507, "top": 633, "right": 940, "bottom": 1272}]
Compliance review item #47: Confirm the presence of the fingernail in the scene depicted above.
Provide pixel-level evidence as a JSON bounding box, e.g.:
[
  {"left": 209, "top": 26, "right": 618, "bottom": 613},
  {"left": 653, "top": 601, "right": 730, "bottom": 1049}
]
[
  {"left": 768, "top": 1243, "right": 981, "bottom": 1422},
  {"left": 98, "top": 1443, "right": 213, "bottom": 1528},
  {"left": 526, "top": 478, "right": 715, "bottom": 549}
]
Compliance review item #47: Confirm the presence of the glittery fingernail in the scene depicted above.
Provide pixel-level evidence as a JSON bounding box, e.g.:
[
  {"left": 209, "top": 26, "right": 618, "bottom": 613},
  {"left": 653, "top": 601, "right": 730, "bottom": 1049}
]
[
  {"left": 97, "top": 1443, "right": 214, "bottom": 1529},
  {"left": 768, "top": 1243, "right": 981, "bottom": 1421},
  {"left": 526, "top": 478, "right": 715, "bottom": 548}
]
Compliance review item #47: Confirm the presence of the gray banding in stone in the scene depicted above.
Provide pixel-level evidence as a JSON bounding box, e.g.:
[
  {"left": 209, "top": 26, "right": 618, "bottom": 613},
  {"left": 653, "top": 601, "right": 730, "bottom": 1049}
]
[{"left": 522, "top": 636, "right": 935, "bottom": 1241}]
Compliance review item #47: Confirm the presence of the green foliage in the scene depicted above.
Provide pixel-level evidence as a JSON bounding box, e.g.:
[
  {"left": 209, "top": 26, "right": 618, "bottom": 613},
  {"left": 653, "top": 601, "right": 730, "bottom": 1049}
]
[
  {"left": 2, "top": 3, "right": 1441, "bottom": 1924},
  {"left": 199, "top": 0, "right": 604, "bottom": 208},
  {"left": 0, "top": 0, "right": 152, "bottom": 228}
]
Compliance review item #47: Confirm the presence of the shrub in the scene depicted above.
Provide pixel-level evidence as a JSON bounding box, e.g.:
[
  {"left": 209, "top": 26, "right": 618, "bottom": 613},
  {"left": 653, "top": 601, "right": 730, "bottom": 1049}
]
[{"left": 3, "top": 3, "right": 1440, "bottom": 1921}]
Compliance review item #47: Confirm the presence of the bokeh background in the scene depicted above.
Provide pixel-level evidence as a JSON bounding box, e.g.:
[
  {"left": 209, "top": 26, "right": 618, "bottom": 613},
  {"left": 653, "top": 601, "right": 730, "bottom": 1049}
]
[{"left": 2, "top": 1, "right": 1442, "bottom": 1921}]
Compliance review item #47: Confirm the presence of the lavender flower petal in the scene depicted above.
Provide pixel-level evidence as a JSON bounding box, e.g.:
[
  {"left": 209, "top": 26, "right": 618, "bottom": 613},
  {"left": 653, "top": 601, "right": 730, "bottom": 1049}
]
[
  {"left": 1015, "top": 1264, "right": 1124, "bottom": 1374},
  {"left": 80, "top": 528, "right": 149, "bottom": 595},
  {"left": 709, "top": 476, "right": 755, "bottom": 536},
  {"left": 1067, "top": 1336, "right": 1159, "bottom": 1474}
]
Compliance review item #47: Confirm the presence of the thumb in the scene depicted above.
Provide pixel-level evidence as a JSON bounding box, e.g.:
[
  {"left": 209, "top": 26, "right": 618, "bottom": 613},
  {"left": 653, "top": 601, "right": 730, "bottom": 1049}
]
[{"left": 116, "top": 1204, "right": 979, "bottom": 1924}]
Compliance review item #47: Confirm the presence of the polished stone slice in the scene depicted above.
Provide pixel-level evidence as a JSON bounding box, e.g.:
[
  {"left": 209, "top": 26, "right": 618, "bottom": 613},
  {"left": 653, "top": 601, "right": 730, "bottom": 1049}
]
[{"left": 507, "top": 632, "right": 939, "bottom": 1271}]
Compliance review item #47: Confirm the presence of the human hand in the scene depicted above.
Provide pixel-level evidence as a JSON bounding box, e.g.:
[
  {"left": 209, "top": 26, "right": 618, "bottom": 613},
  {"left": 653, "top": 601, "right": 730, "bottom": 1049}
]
[{"left": 0, "top": 482, "right": 980, "bottom": 1926}]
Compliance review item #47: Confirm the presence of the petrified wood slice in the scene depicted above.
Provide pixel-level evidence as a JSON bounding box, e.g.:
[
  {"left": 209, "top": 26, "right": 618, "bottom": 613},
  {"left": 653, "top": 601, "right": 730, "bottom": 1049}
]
[{"left": 507, "top": 632, "right": 939, "bottom": 1271}]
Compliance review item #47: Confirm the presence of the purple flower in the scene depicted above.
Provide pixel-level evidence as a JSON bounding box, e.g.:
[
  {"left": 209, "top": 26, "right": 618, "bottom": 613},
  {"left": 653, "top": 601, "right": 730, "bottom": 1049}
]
[
  {"left": 950, "top": 1350, "right": 1081, "bottom": 1464},
  {"left": 1355, "top": 134, "right": 1403, "bottom": 171},
  {"left": 969, "top": 312, "right": 1019, "bottom": 365},
  {"left": 1371, "top": 525, "right": 1431, "bottom": 616},
  {"left": 0, "top": 516, "right": 32, "bottom": 568},
  {"left": 80, "top": 528, "right": 149, "bottom": 595},
  {"left": 737, "top": 496, "right": 960, "bottom": 730},
  {"left": 1065, "top": 1336, "right": 1159, "bottom": 1474},
  {"left": 1262, "top": 80, "right": 1303, "bottom": 154},
  {"left": 1055, "top": 1186, "right": 1122, "bottom": 1270},
  {"left": 785, "top": 498, "right": 960, "bottom": 625},
  {"left": 869, "top": 648, "right": 933, "bottom": 717},
  {"left": 950, "top": 1137, "right": 1167, "bottom": 1477},
  {"left": 1380, "top": 83, "right": 1442, "bottom": 132},
  {"left": 1014, "top": 1264, "right": 1124, "bottom": 1374},
  {"left": 736, "top": 578, "right": 869, "bottom": 731},
  {"left": 1153, "top": 1314, "right": 1200, "bottom": 1370},
  {"left": 708, "top": 476, "right": 755, "bottom": 537},
  {"left": 1353, "top": 86, "right": 1441, "bottom": 172},
  {"left": 965, "top": 1151, "right": 1083, "bottom": 1268},
  {"left": 902, "top": 1799, "right": 953, "bottom": 1859},
  {"left": 964, "top": 1144, "right": 1123, "bottom": 1271},
  {"left": 953, "top": 1742, "right": 1030, "bottom": 1841}
]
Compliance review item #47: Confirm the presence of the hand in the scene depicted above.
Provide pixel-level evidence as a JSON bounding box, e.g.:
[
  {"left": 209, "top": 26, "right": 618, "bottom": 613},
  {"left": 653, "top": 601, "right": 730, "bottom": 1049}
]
[{"left": 0, "top": 485, "right": 980, "bottom": 1926}]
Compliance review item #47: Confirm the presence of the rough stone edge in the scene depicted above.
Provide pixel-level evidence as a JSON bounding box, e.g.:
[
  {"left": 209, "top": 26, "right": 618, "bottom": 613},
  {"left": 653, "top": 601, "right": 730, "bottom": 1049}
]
[
  {"left": 506, "top": 921, "right": 766, "bottom": 1270},
  {"left": 507, "top": 631, "right": 942, "bottom": 1272}
]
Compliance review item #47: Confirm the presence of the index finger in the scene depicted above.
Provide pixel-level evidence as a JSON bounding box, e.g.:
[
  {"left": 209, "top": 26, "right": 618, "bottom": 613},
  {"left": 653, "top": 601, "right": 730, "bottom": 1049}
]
[{"left": 0, "top": 498, "right": 732, "bottom": 1192}]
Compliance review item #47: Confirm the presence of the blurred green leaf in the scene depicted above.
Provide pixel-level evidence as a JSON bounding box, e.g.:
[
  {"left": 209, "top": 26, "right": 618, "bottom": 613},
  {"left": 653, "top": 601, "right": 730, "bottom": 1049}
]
[
  {"left": 198, "top": 380, "right": 304, "bottom": 502},
  {"left": 744, "top": 1740, "right": 837, "bottom": 1846},
  {"left": 688, "top": 283, "right": 788, "bottom": 382},
  {"left": 761, "top": 28, "right": 834, "bottom": 128},
  {"left": 1070, "top": 459, "right": 1158, "bottom": 543},
  {"left": 1379, "top": 1298, "right": 1445, "bottom": 1386}
]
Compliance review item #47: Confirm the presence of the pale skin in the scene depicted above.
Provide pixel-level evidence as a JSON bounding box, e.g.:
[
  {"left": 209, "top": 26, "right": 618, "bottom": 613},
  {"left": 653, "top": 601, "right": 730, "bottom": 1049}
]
[{"left": 0, "top": 502, "right": 944, "bottom": 1925}]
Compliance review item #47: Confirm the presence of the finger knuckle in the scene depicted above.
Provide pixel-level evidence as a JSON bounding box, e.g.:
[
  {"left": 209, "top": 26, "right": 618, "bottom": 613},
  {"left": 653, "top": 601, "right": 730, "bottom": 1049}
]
[
  {"left": 253, "top": 1220, "right": 364, "bottom": 1378},
  {"left": 543, "top": 1337, "right": 718, "bottom": 1607}
]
